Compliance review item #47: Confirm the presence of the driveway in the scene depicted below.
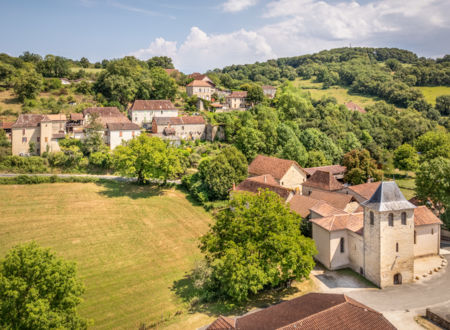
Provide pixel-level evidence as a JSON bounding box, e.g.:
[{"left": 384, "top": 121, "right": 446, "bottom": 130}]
[{"left": 346, "top": 242, "right": 450, "bottom": 329}]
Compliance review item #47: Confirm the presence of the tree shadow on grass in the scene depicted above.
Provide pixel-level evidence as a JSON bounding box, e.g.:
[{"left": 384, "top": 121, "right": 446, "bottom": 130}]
[
  {"left": 174, "top": 185, "right": 204, "bottom": 207},
  {"left": 95, "top": 180, "right": 165, "bottom": 199},
  {"left": 171, "top": 272, "right": 301, "bottom": 318}
]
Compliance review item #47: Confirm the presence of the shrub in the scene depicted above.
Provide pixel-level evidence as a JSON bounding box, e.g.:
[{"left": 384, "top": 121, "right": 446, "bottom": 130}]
[{"left": 0, "top": 155, "right": 48, "bottom": 173}]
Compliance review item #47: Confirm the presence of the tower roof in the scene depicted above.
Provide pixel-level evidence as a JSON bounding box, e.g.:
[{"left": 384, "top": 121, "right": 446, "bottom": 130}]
[{"left": 362, "top": 181, "right": 416, "bottom": 212}]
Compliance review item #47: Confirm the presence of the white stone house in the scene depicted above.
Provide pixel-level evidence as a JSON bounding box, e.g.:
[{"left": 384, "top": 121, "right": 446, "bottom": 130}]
[
  {"left": 129, "top": 100, "right": 178, "bottom": 129},
  {"left": 226, "top": 91, "right": 248, "bottom": 109},
  {"left": 106, "top": 122, "right": 141, "bottom": 149},
  {"left": 152, "top": 116, "right": 206, "bottom": 140},
  {"left": 310, "top": 182, "right": 442, "bottom": 288},
  {"left": 248, "top": 155, "right": 307, "bottom": 192},
  {"left": 262, "top": 85, "right": 276, "bottom": 98},
  {"left": 186, "top": 80, "right": 215, "bottom": 101}
]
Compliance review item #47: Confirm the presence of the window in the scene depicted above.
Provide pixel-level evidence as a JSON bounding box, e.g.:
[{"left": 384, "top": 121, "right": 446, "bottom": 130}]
[
  {"left": 37, "top": 137, "right": 40, "bottom": 142},
  {"left": 182, "top": 126, "right": 184, "bottom": 130},
  {"left": 119, "top": 131, "right": 123, "bottom": 137},
  {"left": 161, "top": 110, "right": 163, "bottom": 114},
  {"left": 45, "top": 137, "right": 48, "bottom": 143},
  {"left": 401, "top": 212, "right": 407, "bottom": 225},
  {"left": 135, "top": 117, "right": 137, "bottom": 121},
  {"left": 22, "top": 129, "right": 25, "bottom": 135},
  {"left": 431, "top": 228, "right": 434, "bottom": 235},
  {"left": 22, "top": 137, "right": 27, "bottom": 143},
  {"left": 132, "top": 131, "right": 135, "bottom": 137},
  {"left": 370, "top": 211, "right": 374, "bottom": 225},
  {"left": 414, "top": 231, "right": 417, "bottom": 244},
  {"left": 396, "top": 242, "right": 399, "bottom": 252},
  {"left": 388, "top": 213, "right": 394, "bottom": 226},
  {"left": 340, "top": 237, "right": 345, "bottom": 253}
]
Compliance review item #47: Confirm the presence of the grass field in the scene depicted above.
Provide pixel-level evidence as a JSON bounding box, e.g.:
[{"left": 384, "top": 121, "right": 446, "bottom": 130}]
[
  {"left": 0, "top": 182, "right": 213, "bottom": 329},
  {"left": 293, "top": 78, "right": 380, "bottom": 109},
  {"left": 70, "top": 67, "right": 104, "bottom": 74},
  {"left": 418, "top": 86, "right": 450, "bottom": 105}
]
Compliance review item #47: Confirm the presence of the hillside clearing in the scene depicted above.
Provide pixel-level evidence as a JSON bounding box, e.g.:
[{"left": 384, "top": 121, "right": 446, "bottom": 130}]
[
  {"left": 418, "top": 86, "right": 450, "bottom": 105},
  {"left": 70, "top": 67, "right": 104, "bottom": 74},
  {"left": 0, "top": 182, "right": 212, "bottom": 329}
]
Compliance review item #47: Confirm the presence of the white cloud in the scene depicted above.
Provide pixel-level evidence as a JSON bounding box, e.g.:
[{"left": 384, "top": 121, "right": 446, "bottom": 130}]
[
  {"left": 130, "top": 0, "right": 450, "bottom": 72},
  {"left": 130, "top": 27, "right": 275, "bottom": 73},
  {"left": 222, "top": 0, "right": 258, "bottom": 12}
]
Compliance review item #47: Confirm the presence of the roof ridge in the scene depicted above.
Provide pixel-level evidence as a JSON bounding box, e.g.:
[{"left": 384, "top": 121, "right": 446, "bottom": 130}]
[{"left": 344, "top": 295, "right": 380, "bottom": 314}]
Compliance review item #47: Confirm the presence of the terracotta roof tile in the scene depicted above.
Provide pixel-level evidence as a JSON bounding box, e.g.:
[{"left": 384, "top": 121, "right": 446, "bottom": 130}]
[
  {"left": 310, "top": 213, "right": 363, "bottom": 235},
  {"left": 208, "top": 293, "right": 395, "bottom": 330},
  {"left": 106, "top": 122, "right": 140, "bottom": 130},
  {"left": 347, "top": 182, "right": 381, "bottom": 201},
  {"left": 310, "top": 191, "right": 354, "bottom": 210},
  {"left": 207, "top": 315, "right": 236, "bottom": 329},
  {"left": 309, "top": 200, "right": 348, "bottom": 217},
  {"left": 248, "top": 155, "right": 306, "bottom": 180},
  {"left": 261, "top": 85, "right": 275, "bottom": 89},
  {"left": 46, "top": 114, "right": 67, "bottom": 121},
  {"left": 414, "top": 206, "right": 443, "bottom": 226},
  {"left": 83, "top": 107, "right": 123, "bottom": 117},
  {"left": 186, "top": 80, "right": 212, "bottom": 87},
  {"left": 12, "top": 114, "right": 51, "bottom": 128},
  {"left": 288, "top": 195, "right": 321, "bottom": 218},
  {"left": 166, "top": 116, "right": 205, "bottom": 125},
  {"left": 0, "top": 121, "right": 14, "bottom": 129},
  {"left": 304, "top": 165, "right": 347, "bottom": 176},
  {"left": 130, "top": 100, "right": 177, "bottom": 111},
  {"left": 227, "top": 91, "right": 248, "bottom": 98},
  {"left": 235, "top": 176, "right": 293, "bottom": 201},
  {"left": 70, "top": 113, "right": 83, "bottom": 121},
  {"left": 303, "top": 170, "right": 343, "bottom": 191}
]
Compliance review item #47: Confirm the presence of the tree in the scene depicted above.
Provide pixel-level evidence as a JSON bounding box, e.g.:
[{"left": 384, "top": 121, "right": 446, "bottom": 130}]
[
  {"left": 199, "top": 190, "right": 316, "bottom": 302},
  {"left": 0, "top": 242, "right": 87, "bottom": 329},
  {"left": 280, "top": 137, "right": 308, "bottom": 167},
  {"left": 415, "top": 131, "right": 450, "bottom": 161},
  {"left": 233, "top": 127, "right": 265, "bottom": 160},
  {"left": 148, "top": 67, "right": 177, "bottom": 100},
  {"left": 36, "top": 55, "right": 70, "bottom": 78},
  {"left": 394, "top": 143, "right": 419, "bottom": 171},
  {"left": 79, "top": 57, "right": 90, "bottom": 68},
  {"left": 415, "top": 157, "right": 450, "bottom": 217},
  {"left": 113, "top": 135, "right": 186, "bottom": 183},
  {"left": 241, "top": 83, "right": 264, "bottom": 105},
  {"left": 147, "top": 56, "right": 174, "bottom": 69},
  {"left": 199, "top": 146, "right": 248, "bottom": 199},
  {"left": 13, "top": 68, "right": 43, "bottom": 101},
  {"left": 435, "top": 95, "right": 450, "bottom": 116},
  {"left": 343, "top": 149, "right": 383, "bottom": 185},
  {"left": 306, "top": 150, "right": 330, "bottom": 167}
]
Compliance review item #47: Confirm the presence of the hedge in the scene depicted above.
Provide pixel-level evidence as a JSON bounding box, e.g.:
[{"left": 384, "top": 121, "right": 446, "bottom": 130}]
[{"left": 0, "top": 175, "right": 102, "bottom": 185}]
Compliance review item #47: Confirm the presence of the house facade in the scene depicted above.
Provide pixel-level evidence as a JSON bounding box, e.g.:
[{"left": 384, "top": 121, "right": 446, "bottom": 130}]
[
  {"left": 129, "top": 100, "right": 178, "bottom": 129},
  {"left": 11, "top": 114, "right": 66, "bottom": 156},
  {"left": 106, "top": 122, "right": 141, "bottom": 149},
  {"left": 302, "top": 170, "right": 344, "bottom": 195},
  {"left": 186, "top": 80, "right": 215, "bottom": 101},
  {"left": 311, "top": 182, "right": 442, "bottom": 288},
  {"left": 226, "top": 91, "right": 248, "bottom": 109},
  {"left": 152, "top": 115, "right": 206, "bottom": 140},
  {"left": 262, "top": 85, "right": 276, "bottom": 98}
]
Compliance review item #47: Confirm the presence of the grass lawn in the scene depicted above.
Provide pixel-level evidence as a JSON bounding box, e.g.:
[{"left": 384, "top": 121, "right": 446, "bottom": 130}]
[
  {"left": 293, "top": 78, "right": 380, "bottom": 109},
  {"left": 418, "top": 86, "right": 450, "bottom": 105},
  {"left": 0, "top": 182, "right": 213, "bottom": 329},
  {"left": 385, "top": 170, "right": 416, "bottom": 200}
]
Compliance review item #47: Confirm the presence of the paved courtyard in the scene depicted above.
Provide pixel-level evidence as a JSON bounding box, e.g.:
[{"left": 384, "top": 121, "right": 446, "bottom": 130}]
[{"left": 312, "top": 242, "right": 450, "bottom": 329}]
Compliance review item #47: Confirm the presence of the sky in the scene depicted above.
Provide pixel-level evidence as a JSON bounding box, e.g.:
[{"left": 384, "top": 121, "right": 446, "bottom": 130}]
[{"left": 1, "top": 0, "right": 449, "bottom": 73}]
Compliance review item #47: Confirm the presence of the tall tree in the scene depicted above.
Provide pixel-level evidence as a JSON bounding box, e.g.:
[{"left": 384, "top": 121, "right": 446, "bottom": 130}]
[
  {"left": 146, "top": 56, "right": 174, "bottom": 69},
  {"left": 0, "top": 242, "right": 87, "bottom": 329},
  {"left": 394, "top": 143, "right": 419, "bottom": 171},
  {"left": 343, "top": 149, "right": 383, "bottom": 185},
  {"left": 435, "top": 95, "right": 450, "bottom": 116},
  {"left": 13, "top": 67, "right": 43, "bottom": 101},
  {"left": 200, "top": 190, "right": 316, "bottom": 302}
]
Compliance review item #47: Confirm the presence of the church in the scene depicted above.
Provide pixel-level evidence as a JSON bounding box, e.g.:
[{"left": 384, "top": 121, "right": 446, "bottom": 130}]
[{"left": 310, "top": 181, "right": 442, "bottom": 288}]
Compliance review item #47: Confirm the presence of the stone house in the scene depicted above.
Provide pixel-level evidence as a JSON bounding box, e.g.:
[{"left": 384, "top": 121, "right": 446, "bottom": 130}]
[
  {"left": 11, "top": 114, "right": 67, "bottom": 156},
  {"left": 302, "top": 170, "right": 344, "bottom": 195},
  {"left": 152, "top": 115, "right": 206, "bottom": 140},
  {"left": 262, "top": 85, "right": 276, "bottom": 98},
  {"left": 311, "top": 181, "right": 442, "bottom": 288},
  {"left": 129, "top": 100, "right": 178, "bottom": 129},
  {"left": 340, "top": 181, "right": 381, "bottom": 203},
  {"left": 0, "top": 121, "right": 14, "bottom": 141},
  {"left": 106, "top": 122, "right": 141, "bottom": 149},
  {"left": 206, "top": 293, "right": 395, "bottom": 330},
  {"left": 186, "top": 80, "right": 215, "bottom": 101},
  {"left": 304, "top": 165, "right": 347, "bottom": 180},
  {"left": 226, "top": 91, "right": 248, "bottom": 109},
  {"left": 248, "top": 155, "right": 307, "bottom": 191},
  {"left": 188, "top": 73, "right": 215, "bottom": 85}
]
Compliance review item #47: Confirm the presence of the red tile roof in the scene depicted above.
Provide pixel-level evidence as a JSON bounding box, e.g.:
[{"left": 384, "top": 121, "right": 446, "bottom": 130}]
[
  {"left": 46, "top": 114, "right": 67, "bottom": 121},
  {"left": 227, "top": 91, "right": 248, "bottom": 98},
  {"left": 304, "top": 165, "right": 347, "bottom": 176},
  {"left": 261, "top": 85, "right": 275, "bottom": 90},
  {"left": 310, "top": 191, "right": 354, "bottom": 210},
  {"left": 288, "top": 195, "right": 321, "bottom": 218},
  {"left": 207, "top": 316, "right": 236, "bottom": 329},
  {"left": 310, "top": 213, "right": 364, "bottom": 235},
  {"left": 347, "top": 182, "right": 381, "bottom": 201},
  {"left": 0, "top": 121, "right": 14, "bottom": 129},
  {"left": 83, "top": 107, "right": 123, "bottom": 117},
  {"left": 130, "top": 100, "right": 177, "bottom": 111},
  {"left": 414, "top": 206, "right": 443, "bottom": 226},
  {"left": 248, "top": 155, "right": 306, "bottom": 181},
  {"left": 345, "top": 102, "right": 366, "bottom": 114},
  {"left": 164, "top": 68, "right": 179, "bottom": 75},
  {"left": 207, "top": 293, "right": 395, "bottom": 330},
  {"left": 70, "top": 113, "right": 83, "bottom": 121},
  {"left": 303, "top": 170, "right": 343, "bottom": 191},
  {"left": 12, "top": 114, "right": 51, "bottom": 128},
  {"left": 309, "top": 200, "right": 348, "bottom": 217},
  {"left": 235, "top": 175, "right": 293, "bottom": 200},
  {"left": 188, "top": 72, "right": 208, "bottom": 80},
  {"left": 186, "top": 80, "right": 212, "bottom": 87},
  {"left": 106, "top": 122, "right": 140, "bottom": 130},
  {"left": 168, "top": 116, "right": 205, "bottom": 125}
]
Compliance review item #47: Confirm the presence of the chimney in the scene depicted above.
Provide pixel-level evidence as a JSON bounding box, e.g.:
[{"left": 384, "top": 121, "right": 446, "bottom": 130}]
[
  {"left": 264, "top": 175, "right": 267, "bottom": 183},
  {"left": 232, "top": 182, "right": 236, "bottom": 191}
]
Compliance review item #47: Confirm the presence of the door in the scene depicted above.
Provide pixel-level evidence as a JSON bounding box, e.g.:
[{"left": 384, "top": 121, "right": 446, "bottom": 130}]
[{"left": 394, "top": 273, "right": 402, "bottom": 285}]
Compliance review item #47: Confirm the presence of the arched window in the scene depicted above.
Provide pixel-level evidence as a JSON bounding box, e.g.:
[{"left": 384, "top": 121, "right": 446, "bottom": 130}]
[
  {"left": 401, "top": 212, "right": 407, "bottom": 225},
  {"left": 388, "top": 213, "right": 394, "bottom": 226},
  {"left": 370, "top": 211, "right": 374, "bottom": 225},
  {"left": 340, "top": 237, "right": 345, "bottom": 253},
  {"left": 396, "top": 242, "right": 399, "bottom": 252},
  {"left": 414, "top": 231, "right": 417, "bottom": 244}
]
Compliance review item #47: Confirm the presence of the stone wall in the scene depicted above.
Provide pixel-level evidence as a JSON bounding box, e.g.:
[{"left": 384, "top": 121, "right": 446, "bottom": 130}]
[
  {"left": 312, "top": 223, "right": 331, "bottom": 269},
  {"left": 414, "top": 224, "right": 440, "bottom": 257}
]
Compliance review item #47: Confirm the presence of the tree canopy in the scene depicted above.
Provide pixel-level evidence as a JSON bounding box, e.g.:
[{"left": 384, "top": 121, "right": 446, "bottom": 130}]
[
  {"left": 199, "top": 190, "right": 316, "bottom": 302},
  {"left": 0, "top": 242, "right": 87, "bottom": 329}
]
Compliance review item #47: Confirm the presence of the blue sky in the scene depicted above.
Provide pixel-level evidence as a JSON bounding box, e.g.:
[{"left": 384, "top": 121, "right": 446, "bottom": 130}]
[{"left": 1, "top": 0, "right": 449, "bottom": 72}]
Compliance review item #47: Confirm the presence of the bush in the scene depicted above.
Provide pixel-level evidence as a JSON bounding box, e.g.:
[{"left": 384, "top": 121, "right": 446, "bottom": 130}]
[
  {"left": 0, "top": 175, "right": 101, "bottom": 185},
  {"left": 0, "top": 155, "right": 48, "bottom": 173}
]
